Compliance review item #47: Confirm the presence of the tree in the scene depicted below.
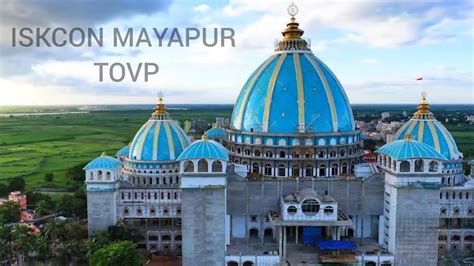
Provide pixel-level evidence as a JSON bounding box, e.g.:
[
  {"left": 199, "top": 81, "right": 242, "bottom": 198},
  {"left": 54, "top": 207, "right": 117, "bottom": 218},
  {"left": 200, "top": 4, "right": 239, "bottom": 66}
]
[
  {"left": 0, "top": 184, "right": 8, "bottom": 197},
  {"left": 89, "top": 241, "right": 145, "bottom": 266},
  {"left": 65, "top": 162, "right": 87, "bottom": 182},
  {"left": 107, "top": 224, "right": 140, "bottom": 242},
  {"left": 35, "top": 198, "right": 56, "bottom": 216},
  {"left": 55, "top": 194, "right": 86, "bottom": 218},
  {"left": 0, "top": 201, "right": 21, "bottom": 223},
  {"left": 8, "top": 177, "right": 25, "bottom": 192},
  {"left": 35, "top": 235, "right": 51, "bottom": 262},
  {"left": 44, "top": 173, "right": 54, "bottom": 182}
]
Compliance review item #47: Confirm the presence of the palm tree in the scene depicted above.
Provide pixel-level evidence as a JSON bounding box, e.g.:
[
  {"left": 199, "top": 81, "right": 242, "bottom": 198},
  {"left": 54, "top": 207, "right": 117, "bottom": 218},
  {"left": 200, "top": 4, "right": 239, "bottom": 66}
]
[{"left": 35, "top": 235, "right": 50, "bottom": 262}]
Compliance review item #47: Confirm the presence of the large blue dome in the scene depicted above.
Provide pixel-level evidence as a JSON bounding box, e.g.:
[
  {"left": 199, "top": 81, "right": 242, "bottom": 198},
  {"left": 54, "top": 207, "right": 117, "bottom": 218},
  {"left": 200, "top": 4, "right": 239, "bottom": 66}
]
[
  {"left": 129, "top": 97, "right": 190, "bottom": 161},
  {"left": 230, "top": 51, "right": 354, "bottom": 134},
  {"left": 394, "top": 94, "right": 461, "bottom": 160}
]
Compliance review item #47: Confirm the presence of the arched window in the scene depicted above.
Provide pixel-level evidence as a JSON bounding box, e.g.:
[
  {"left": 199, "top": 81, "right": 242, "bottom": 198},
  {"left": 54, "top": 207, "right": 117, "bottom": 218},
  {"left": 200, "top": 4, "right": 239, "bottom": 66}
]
[
  {"left": 254, "top": 150, "right": 261, "bottom": 157},
  {"left": 292, "top": 152, "right": 299, "bottom": 158},
  {"left": 150, "top": 208, "right": 156, "bottom": 216},
  {"left": 163, "top": 208, "right": 169, "bottom": 216},
  {"left": 198, "top": 159, "right": 208, "bottom": 172},
  {"left": 137, "top": 208, "right": 142, "bottom": 216},
  {"left": 318, "top": 151, "right": 324, "bottom": 158},
  {"left": 98, "top": 170, "right": 103, "bottom": 180},
  {"left": 400, "top": 161, "right": 410, "bottom": 172},
  {"left": 243, "top": 261, "right": 254, "bottom": 266},
  {"left": 264, "top": 164, "right": 272, "bottom": 176},
  {"left": 331, "top": 164, "right": 338, "bottom": 176},
  {"left": 212, "top": 160, "right": 223, "bottom": 172},
  {"left": 244, "top": 149, "right": 251, "bottom": 156},
  {"left": 252, "top": 163, "right": 259, "bottom": 173},
  {"left": 305, "top": 152, "right": 312, "bottom": 159},
  {"left": 287, "top": 206, "right": 297, "bottom": 215},
  {"left": 429, "top": 161, "right": 438, "bottom": 172},
  {"left": 175, "top": 235, "right": 182, "bottom": 241},
  {"left": 414, "top": 159, "right": 424, "bottom": 172},
  {"left": 319, "top": 165, "right": 326, "bottom": 177},
  {"left": 265, "top": 151, "right": 273, "bottom": 158},
  {"left": 324, "top": 206, "right": 334, "bottom": 215},
  {"left": 340, "top": 150, "right": 345, "bottom": 157},
  {"left": 305, "top": 165, "right": 313, "bottom": 177},
  {"left": 330, "top": 151, "right": 336, "bottom": 158},
  {"left": 278, "top": 164, "right": 285, "bottom": 176},
  {"left": 183, "top": 161, "right": 194, "bottom": 172},
  {"left": 89, "top": 172, "right": 94, "bottom": 180},
  {"left": 123, "top": 208, "right": 129, "bottom": 216},
  {"left": 279, "top": 151, "right": 286, "bottom": 158},
  {"left": 453, "top": 207, "right": 460, "bottom": 215},
  {"left": 162, "top": 235, "right": 171, "bottom": 241},
  {"left": 237, "top": 148, "right": 241, "bottom": 154},
  {"left": 302, "top": 199, "right": 320, "bottom": 215},
  {"left": 341, "top": 163, "right": 348, "bottom": 174},
  {"left": 227, "top": 261, "right": 238, "bottom": 266},
  {"left": 292, "top": 165, "right": 299, "bottom": 177},
  {"left": 440, "top": 208, "right": 447, "bottom": 215}
]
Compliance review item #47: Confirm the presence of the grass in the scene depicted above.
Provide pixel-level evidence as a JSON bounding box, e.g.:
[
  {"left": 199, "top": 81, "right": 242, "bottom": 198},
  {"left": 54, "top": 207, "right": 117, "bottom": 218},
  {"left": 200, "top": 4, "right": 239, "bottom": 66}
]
[
  {"left": 0, "top": 109, "right": 232, "bottom": 189},
  {"left": 0, "top": 106, "right": 472, "bottom": 191}
]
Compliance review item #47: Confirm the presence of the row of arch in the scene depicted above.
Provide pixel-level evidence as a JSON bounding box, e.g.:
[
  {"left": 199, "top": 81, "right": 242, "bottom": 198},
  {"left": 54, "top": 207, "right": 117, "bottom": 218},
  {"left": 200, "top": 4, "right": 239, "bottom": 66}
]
[
  {"left": 123, "top": 207, "right": 181, "bottom": 217},
  {"left": 125, "top": 168, "right": 179, "bottom": 174},
  {"left": 182, "top": 159, "right": 224, "bottom": 173},
  {"left": 120, "top": 190, "right": 180, "bottom": 201},
  {"left": 229, "top": 134, "right": 360, "bottom": 147},
  {"left": 88, "top": 170, "right": 113, "bottom": 181},
  {"left": 440, "top": 207, "right": 473, "bottom": 216},
  {"left": 241, "top": 161, "right": 354, "bottom": 177},
  {"left": 377, "top": 155, "right": 439, "bottom": 173},
  {"left": 148, "top": 234, "right": 182, "bottom": 242},
  {"left": 440, "top": 191, "right": 471, "bottom": 200},
  {"left": 231, "top": 146, "right": 360, "bottom": 159},
  {"left": 129, "top": 175, "right": 180, "bottom": 186}
]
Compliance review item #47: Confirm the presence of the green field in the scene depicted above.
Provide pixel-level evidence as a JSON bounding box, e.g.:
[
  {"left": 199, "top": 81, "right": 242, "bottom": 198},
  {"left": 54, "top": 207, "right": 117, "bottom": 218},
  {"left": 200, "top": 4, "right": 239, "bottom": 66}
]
[
  {"left": 0, "top": 108, "right": 232, "bottom": 189},
  {"left": 0, "top": 106, "right": 472, "bottom": 191}
]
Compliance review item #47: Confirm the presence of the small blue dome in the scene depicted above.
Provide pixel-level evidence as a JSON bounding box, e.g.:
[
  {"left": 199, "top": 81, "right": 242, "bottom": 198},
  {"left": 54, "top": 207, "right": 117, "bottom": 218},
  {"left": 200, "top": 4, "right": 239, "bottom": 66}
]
[
  {"left": 394, "top": 95, "right": 461, "bottom": 160},
  {"left": 84, "top": 153, "right": 122, "bottom": 170},
  {"left": 205, "top": 127, "right": 227, "bottom": 139},
  {"left": 116, "top": 144, "right": 130, "bottom": 157},
  {"left": 177, "top": 137, "right": 229, "bottom": 161},
  {"left": 129, "top": 96, "right": 190, "bottom": 161},
  {"left": 377, "top": 138, "right": 446, "bottom": 161},
  {"left": 230, "top": 52, "right": 354, "bottom": 134},
  {"left": 129, "top": 119, "right": 190, "bottom": 161}
]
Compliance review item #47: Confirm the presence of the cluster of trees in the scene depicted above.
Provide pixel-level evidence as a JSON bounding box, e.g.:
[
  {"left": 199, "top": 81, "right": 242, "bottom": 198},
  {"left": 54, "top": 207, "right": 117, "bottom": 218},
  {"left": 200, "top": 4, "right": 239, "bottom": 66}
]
[
  {"left": 0, "top": 222, "right": 144, "bottom": 265},
  {"left": 0, "top": 177, "right": 26, "bottom": 196}
]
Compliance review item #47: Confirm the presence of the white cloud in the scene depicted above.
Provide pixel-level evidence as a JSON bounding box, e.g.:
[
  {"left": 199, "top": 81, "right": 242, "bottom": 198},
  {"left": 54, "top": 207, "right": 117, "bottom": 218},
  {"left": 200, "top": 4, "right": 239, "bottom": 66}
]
[
  {"left": 193, "top": 4, "right": 210, "bottom": 13},
  {"left": 360, "top": 58, "right": 378, "bottom": 65}
]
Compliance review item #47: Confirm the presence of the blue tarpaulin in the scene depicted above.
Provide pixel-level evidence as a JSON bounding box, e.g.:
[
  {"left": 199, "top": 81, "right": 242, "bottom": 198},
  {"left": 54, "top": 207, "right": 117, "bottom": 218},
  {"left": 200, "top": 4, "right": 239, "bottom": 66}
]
[
  {"left": 316, "top": 240, "right": 357, "bottom": 250},
  {"left": 303, "top": 227, "right": 322, "bottom": 245}
]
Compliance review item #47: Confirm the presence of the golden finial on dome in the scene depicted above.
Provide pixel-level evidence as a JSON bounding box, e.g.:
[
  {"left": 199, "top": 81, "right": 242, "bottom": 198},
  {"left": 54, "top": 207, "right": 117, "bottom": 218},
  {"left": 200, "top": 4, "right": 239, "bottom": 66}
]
[
  {"left": 404, "top": 133, "right": 412, "bottom": 141},
  {"left": 202, "top": 134, "right": 209, "bottom": 141},
  {"left": 275, "top": 3, "right": 309, "bottom": 51},
  {"left": 101, "top": 151, "right": 107, "bottom": 156},
  {"left": 151, "top": 91, "right": 169, "bottom": 119},
  {"left": 413, "top": 90, "right": 433, "bottom": 118}
]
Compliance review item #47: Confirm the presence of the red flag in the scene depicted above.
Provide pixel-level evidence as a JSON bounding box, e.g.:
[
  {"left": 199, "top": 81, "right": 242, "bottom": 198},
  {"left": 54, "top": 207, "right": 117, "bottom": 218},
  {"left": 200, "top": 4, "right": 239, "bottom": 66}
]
[{"left": 416, "top": 77, "right": 423, "bottom": 80}]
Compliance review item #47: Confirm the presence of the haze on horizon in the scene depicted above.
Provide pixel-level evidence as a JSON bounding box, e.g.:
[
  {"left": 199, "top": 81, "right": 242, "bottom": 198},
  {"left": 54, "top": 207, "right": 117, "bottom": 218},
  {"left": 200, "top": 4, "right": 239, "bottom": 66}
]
[{"left": 0, "top": 0, "right": 472, "bottom": 106}]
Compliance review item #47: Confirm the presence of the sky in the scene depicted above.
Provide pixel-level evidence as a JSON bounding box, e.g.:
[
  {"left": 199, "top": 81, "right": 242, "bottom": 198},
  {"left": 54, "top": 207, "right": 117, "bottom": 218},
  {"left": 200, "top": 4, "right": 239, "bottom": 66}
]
[{"left": 0, "top": 0, "right": 472, "bottom": 105}]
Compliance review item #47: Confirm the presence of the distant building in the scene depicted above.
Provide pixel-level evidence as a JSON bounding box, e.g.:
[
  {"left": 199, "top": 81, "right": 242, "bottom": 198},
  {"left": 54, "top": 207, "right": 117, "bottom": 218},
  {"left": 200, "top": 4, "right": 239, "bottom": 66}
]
[
  {"left": 184, "top": 120, "right": 191, "bottom": 133},
  {"left": 0, "top": 191, "right": 27, "bottom": 209},
  {"left": 381, "top": 112, "right": 390, "bottom": 120}
]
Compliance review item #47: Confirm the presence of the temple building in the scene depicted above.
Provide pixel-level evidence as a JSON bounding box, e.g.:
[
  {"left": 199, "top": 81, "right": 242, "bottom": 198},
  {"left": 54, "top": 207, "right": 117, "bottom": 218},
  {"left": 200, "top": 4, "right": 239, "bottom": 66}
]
[{"left": 85, "top": 4, "right": 473, "bottom": 265}]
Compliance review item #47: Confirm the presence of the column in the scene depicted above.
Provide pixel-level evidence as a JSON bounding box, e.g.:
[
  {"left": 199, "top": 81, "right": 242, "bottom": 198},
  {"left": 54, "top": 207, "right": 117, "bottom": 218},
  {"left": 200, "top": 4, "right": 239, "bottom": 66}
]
[
  {"left": 283, "top": 226, "right": 287, "bottom": 259},
  {"left": 295, "top": 226, "right": 299, "bottom": 244},
  {"left": 278, "top": 227, "right": 282, "bottom": 259}
]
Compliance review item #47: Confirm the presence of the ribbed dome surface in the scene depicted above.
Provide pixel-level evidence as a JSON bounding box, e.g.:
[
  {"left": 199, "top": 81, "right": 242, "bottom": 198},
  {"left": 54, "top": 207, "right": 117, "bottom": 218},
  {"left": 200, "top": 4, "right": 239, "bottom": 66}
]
[
  {"left": 83, "top": 153, "right": 121, "bottom": 170},
  {"left": 129, "top": 120, "right": 190, "bottom": 161},
  {"left": 377, "top": 139, "right": 446, "bottom": 160},
  {"left": 394, "top": 94, "right": 461, "bottom": 160},
  {"left": 230, "top": 52, "right": 354, "bottom": 134},
  {"left": 116, "top": 144, "right": 130, "bottom": 157},
  {"left": 177, "top": 139, "right": 229, "bottom": 161},
  {"left": 205, "top": 127, "right": 227, "bottom": 139}
]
